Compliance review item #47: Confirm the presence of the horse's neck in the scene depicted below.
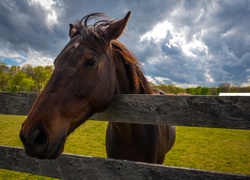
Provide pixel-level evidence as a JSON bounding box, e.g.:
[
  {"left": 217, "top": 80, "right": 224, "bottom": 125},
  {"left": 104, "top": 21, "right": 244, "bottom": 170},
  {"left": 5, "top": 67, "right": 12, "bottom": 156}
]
[
  {"left": 114, "top": 55, "right": 133, "bottom": 94},
  {"left": 113, "top": 53, "right": 150, "bottom": 94},
  {"left": 112, "top": 53, "right": 147, "bottom": 141}
]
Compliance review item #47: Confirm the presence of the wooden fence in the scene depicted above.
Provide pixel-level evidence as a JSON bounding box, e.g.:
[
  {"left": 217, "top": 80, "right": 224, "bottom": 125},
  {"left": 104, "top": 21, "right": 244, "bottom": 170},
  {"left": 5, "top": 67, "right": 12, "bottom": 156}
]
[{"left": 0, "top": 92, "right": 249, "bottom": 179}]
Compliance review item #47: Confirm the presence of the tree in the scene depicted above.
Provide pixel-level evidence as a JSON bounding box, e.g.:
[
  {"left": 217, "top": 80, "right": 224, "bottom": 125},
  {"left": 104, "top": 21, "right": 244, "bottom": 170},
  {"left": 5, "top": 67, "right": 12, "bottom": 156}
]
[
  {"left": 32, "top": 66, "right": 53, "bottom": 91},
  {"left": 0, "top": 63, "right": 10, "bottom": 91},
  {"left": 10, "top": 71, "right": 34, "bottom": 92},
  {"left": 194, "top": 86, "right": 201, "bottom": 95},
  {"left": 186, "top": 88, "right": 194, "bottom": 94},
  {"left": 209, "top": 87, "right": 219, "bottom": 95},
  {"left": 43, "top": 65, "right": 54, "bottom": 85},
  {"left": 0, "top": 63, "right": 9, "bottom": 73},
  {"left": 9, "top": 66, "right": 20, "bottom": 75},
  {"left": 0, "top": 73, "right": 11, "bottom": 91},
  {"left": 21, "top": 64, "right": 33, "bottom": 77},
  {"left": 153, "top": 84, "right": 185, "bottom": 94},
  {"left": 200, "top": 87, "right": 209, "bottom": 95},
  {"left": 218, "top": 83, "right": 235, "bottom": 93},
  {"left": 19, "top": 77, "right": 35, "bottom": 91}
]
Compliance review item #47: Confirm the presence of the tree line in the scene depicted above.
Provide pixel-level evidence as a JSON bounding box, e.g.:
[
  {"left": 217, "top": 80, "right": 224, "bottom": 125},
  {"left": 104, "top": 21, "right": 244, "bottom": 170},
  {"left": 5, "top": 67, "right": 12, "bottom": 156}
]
[
  {"left": 1, "top": 63, "right": 249, "bottom": 94},
  {"left": 0, "top": 63, "right": 53, "bottom": 92},
  {"left": 153, "top": 83, "right": 250, "bottom": 95}
]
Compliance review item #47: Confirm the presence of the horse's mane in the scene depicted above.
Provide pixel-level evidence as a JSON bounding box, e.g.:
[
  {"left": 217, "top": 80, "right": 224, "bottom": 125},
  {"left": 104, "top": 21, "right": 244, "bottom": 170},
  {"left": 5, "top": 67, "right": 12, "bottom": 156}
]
[
  {"left": 111, "top": 40, "right": 152, "bottom": 94},
  {"left": 73, "top": 13, "right": 152, "bottom": 94}
]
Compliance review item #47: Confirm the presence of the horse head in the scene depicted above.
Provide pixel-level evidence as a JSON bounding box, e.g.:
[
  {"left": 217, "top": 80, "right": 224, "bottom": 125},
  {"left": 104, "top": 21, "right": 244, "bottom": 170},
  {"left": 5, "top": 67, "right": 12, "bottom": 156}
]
[{"left": 19, "top": 12, "right": 131, "bottom": 159}]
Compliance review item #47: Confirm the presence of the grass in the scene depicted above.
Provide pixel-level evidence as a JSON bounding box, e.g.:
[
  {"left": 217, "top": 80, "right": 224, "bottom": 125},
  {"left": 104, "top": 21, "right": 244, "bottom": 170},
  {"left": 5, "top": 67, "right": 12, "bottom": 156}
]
[{"left": 0, "top": 114, "right": 249, "bottom": 179}]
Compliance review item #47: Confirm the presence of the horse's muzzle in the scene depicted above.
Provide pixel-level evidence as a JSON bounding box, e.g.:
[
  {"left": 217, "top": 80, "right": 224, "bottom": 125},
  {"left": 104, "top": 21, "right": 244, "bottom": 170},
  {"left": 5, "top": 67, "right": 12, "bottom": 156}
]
[{"left": 19, "top": 125, "right": 66, "bottom": 159}]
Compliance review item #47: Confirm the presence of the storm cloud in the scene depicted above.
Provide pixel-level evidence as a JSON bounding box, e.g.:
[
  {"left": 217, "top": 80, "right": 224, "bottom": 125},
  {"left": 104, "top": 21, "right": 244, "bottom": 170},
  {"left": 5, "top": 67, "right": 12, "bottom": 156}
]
[{"left": 0, "top": 0, "right": 249, "bottom": 87}]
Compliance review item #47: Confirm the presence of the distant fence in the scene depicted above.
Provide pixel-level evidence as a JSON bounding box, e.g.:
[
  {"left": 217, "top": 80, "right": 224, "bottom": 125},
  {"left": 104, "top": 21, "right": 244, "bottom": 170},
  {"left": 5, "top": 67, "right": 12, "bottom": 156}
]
[{"left": 0, "top": 92, "right": 249, "bottom": 179}]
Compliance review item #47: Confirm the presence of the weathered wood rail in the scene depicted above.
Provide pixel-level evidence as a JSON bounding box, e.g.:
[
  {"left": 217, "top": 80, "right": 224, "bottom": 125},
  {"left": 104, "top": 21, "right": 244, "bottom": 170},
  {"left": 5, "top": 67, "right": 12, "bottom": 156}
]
[
  {"left": 1, "top": 145, "right": 249, "bottom": 180},
  {"left": 0, "top": 92, "right": 249, "bottom": 129},
  {"left": 0, "top": 92, "right": 250, "bottom": 179}
]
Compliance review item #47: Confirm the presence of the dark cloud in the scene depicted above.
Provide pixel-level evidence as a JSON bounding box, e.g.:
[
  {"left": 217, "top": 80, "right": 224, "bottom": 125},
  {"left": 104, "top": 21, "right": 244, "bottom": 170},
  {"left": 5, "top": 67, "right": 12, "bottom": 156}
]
[
  {"left": 0, "top": 0, "right": 249, "bottom": 87},
  {"left": 0, "top": 0, "right": 66, "bottom": 56}
]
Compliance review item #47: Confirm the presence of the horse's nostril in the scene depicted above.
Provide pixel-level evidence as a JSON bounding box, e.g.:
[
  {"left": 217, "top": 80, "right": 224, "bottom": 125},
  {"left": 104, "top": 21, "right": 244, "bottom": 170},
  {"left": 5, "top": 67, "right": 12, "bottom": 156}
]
[
  {"left": 20, "top": 127, "right": 48, "bottom": 154},
  {"left": 30, "top": 129, "right": 40, "bottom": 143},
  {"left": 30, "top": 128, "right": 47, "bottom": 147},
  {"left": 20, "top": 125, "right": 51, "bottom": 158}
]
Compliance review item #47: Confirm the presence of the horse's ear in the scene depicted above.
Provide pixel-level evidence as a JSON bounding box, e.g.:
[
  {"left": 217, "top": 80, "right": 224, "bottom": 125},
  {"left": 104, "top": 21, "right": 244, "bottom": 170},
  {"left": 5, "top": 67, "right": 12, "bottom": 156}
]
[
  {"left": 106, "top": 11, "right": 131, "bottom": 40},
  {"left": 69, "top": 24, "right": 76, "bottom": 38}
]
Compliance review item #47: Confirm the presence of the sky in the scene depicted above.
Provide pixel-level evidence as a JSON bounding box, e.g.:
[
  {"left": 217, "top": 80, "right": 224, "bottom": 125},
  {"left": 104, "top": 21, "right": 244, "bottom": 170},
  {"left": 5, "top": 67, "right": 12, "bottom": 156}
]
[{"left": 0, "top": 0, "right": 250, "bottom": 87}]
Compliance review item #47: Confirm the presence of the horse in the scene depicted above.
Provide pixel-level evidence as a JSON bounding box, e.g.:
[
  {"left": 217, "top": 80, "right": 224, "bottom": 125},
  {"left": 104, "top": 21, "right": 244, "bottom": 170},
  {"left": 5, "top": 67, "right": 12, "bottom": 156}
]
[{"left": 19, "top": 11, "right": 176, "bottom": 164}]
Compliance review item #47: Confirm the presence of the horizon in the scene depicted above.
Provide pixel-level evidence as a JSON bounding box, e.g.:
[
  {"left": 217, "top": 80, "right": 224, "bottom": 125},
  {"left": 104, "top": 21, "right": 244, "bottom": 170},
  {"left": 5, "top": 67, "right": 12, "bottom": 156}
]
[{"left": 1, "top": 61, "right": 250, "bottom": 89}]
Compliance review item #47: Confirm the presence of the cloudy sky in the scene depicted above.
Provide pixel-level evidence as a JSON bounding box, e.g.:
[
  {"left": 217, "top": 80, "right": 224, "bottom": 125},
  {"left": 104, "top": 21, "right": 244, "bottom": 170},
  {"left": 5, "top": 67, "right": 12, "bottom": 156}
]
[{"left": 0, "top": 0, "right": 250, "bottom": 87}]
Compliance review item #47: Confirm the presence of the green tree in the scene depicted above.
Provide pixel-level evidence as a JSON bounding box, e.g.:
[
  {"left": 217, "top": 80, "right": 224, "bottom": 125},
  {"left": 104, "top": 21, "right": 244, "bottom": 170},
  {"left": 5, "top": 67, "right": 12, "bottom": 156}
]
[
  {"left": 0, "top": 73, "right": 11, "bottom": 91},
  {"left": 194, "top": 86, "right": 202, "bottom": 95},
  {"left": 200, "top": 87, "right": 209, "bottom": 95},
  {"left": 153, "top": 84, "right": 185, "bottom": 94},
  {"left": 20, "top": 77, "right": 35, "bottom": 91},
  {"left": 43, "top": 65, "right": 54, "bottom": 85},
  {"left": 33, "top": 66, "right": 53, "bottom": 91},
  {"left": 10, "top": 71, "right": 34, "bottom": 92},
  {"left": 0, "top": 63, "right": 9, "bottom": 73},
  {"left": 209, "top": 87, "right": 219, "bottom": 95},
  {"left": 9, "top": 66, "right": 20, "bottom": 75},
  {"left": 0, "top": 63, "right": 10, "bottom": 91},
  {"left": 186, "top": 88, "right": 194, "bottom": 94}
]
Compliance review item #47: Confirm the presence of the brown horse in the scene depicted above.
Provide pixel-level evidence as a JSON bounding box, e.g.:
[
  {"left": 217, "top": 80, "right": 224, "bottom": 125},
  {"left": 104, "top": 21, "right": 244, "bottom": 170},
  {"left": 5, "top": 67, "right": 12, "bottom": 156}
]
[{"left": 19, "top": 12, "right": 176, "bottom": 164}]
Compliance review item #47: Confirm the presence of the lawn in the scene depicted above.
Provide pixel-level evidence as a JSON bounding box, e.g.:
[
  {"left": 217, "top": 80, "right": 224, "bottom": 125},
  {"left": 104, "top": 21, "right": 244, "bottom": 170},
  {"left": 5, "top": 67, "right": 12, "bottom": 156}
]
[{"left": 0, "top": 114, "right": 249, "bottom": 179}]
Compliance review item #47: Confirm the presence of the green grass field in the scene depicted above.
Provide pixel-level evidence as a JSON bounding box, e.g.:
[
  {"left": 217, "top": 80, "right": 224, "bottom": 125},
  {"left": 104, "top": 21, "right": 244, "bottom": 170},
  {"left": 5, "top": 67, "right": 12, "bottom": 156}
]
[{"left": 0, "top": 114, "right": 249, "bottom": 179}]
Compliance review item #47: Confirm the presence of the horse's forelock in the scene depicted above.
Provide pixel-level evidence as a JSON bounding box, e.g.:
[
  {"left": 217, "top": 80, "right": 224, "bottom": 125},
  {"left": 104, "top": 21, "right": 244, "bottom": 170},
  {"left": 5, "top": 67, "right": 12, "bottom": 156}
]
[
  {"left": 76, "top": 13, "right": 114, "bottom": 34},
  {"left": 70, "top": 13, "right": 116, "bottom": 47}
]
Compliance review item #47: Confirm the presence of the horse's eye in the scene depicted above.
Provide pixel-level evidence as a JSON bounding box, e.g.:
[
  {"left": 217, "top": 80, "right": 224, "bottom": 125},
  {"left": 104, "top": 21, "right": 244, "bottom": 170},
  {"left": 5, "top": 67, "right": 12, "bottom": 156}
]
[{"left": 85, "top": 58, "right": 99, "bottom": 68}]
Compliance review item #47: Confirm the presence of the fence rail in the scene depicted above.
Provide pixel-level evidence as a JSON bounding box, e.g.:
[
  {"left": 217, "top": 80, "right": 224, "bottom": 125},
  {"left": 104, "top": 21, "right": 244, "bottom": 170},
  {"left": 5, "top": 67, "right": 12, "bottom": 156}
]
[
  {"left": 0, "top": 92, "right": 250, "bottom": 179},
  {"left": 0, "top": 92, "right": 249, "bottom": 129},
  {"left": 1, "top": 145, "right": 248, "bottom": 180}
]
